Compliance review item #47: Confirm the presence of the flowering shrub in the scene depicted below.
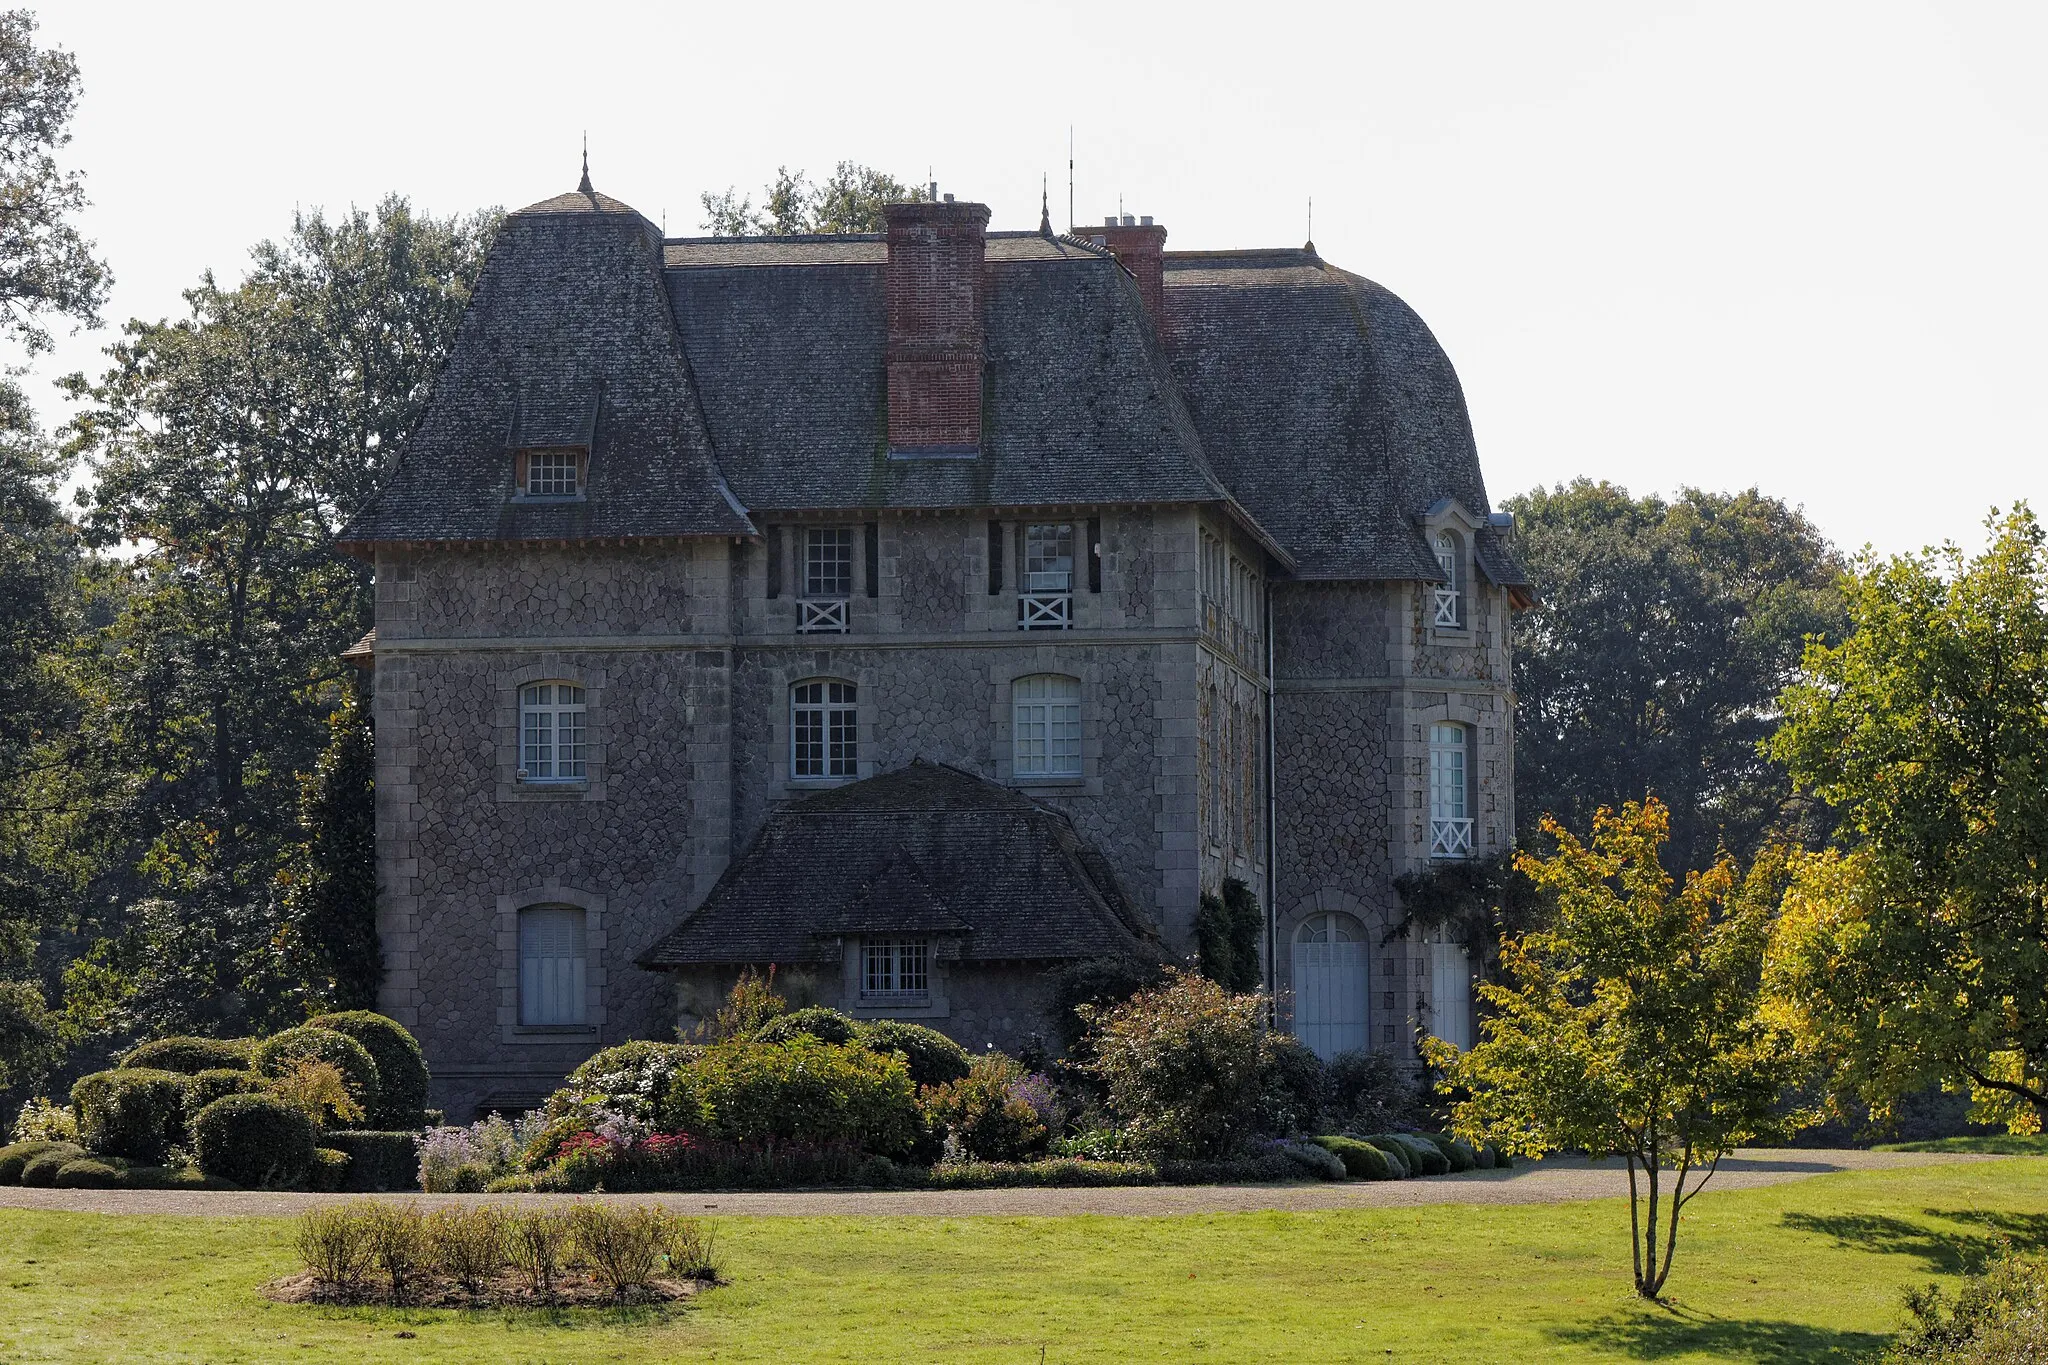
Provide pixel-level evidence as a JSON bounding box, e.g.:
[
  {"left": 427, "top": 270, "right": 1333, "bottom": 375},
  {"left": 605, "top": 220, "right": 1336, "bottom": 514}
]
[
  {"left": 417, "top": 1113, "right": 546, "bottom": 1193},
  {"left": 923, "top": 1055, "right": 1052, "bottom": 1162},
  {"left": 1078, "top": 968, "right": 1271, "bottom": 1159},
  {"left": 549, "top": 1042, "right": 698, "bottom": 1129},
  {"left": 9, "top": 1098, "right": 76, "bottom": 1143}
]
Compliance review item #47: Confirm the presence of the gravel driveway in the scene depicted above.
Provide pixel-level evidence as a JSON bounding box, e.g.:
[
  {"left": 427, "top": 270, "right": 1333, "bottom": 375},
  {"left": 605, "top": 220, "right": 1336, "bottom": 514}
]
[{"left": 0, "top": 1148, "right": 2000, "bottom": 1219}]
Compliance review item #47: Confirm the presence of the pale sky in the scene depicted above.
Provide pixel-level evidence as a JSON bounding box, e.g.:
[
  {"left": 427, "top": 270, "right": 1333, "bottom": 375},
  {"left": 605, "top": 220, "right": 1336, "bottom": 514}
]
[{"left": 32, "top": 0, "right": 2048, "bottom": 557}]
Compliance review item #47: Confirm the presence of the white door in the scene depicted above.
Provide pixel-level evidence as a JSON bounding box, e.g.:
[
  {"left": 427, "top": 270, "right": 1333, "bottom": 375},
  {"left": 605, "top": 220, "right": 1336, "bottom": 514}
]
[
  {"left": 1428, "top": 929, "right": 1474, "bottom": 1050},
  {"left": 1291, "top": 913, "right": 1367, "bottom": 1059}
]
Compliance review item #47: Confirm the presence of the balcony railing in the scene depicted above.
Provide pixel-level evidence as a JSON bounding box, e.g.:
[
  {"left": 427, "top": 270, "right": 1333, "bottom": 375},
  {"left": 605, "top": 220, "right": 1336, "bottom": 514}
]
[
  {"left": 1430, "top": 817, "right": 1475, "bottom": 859},
  {"left": 1018, "top": 591, "right": 1072, "bottom": 630},
  {"left": 798, "top": 598, "right": 849, "bottom": 634},
  {"left": 1433, "top": 586, "right": 1462, "bottom": 628}
]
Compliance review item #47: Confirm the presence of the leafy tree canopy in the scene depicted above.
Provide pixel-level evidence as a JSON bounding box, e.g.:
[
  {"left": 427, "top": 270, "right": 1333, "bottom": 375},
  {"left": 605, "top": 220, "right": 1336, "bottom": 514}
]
[
  {"left": 0, "top": 10, "right": 109, "bottom": 357},
  {"left": 1766, "top": 505, "right": 2048, "bottom": 1130},
  {"left": 699, "top": 162, "right": 923, "bottom": 236},
  {"left": 1427, "top": 800, "right": 1808, "bottom": 1299},
  {"left": 1505, "top": 480, "right": 1848, "bottom": 874}
]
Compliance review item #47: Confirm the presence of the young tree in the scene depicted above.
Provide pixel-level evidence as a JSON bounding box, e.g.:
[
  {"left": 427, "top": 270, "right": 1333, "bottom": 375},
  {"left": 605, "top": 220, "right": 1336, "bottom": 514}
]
[
  {"left": 1506, "top": 481, "right": 1848, "bottom": 874},
  {"left": 1425, "top": 800, "right": 1807, "bottom": 1299},
  {"left": 699, "top": 162, "right": 921, "bottom": 236},
  {"left": 1766, "top": 506, "right": 2048, "bottom": 1130},
  {"left": 283, "top": 676, "right": 377, "bottom": 1012}
]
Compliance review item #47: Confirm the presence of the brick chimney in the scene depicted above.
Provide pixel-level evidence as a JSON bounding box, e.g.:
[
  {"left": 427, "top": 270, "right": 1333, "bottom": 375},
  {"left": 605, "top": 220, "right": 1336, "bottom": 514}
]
[
  {"left": 885, "top": 198, "right": 991, "bottom": 452},
  {"left": 1093, "top": 214, "right": 1168, "bottom": 334}
]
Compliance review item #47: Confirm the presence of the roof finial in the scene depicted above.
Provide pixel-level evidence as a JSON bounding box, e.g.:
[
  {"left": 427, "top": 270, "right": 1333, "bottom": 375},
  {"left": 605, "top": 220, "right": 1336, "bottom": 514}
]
[
  {"left": 578, "top": 132, "right": 593, "bottom": 195},
  {"left": 1040, "top": 175, "right": 1052, "bottom": 237},
  {"left": 1304, "top": 194, "right": 1316, "bottom": 256}
]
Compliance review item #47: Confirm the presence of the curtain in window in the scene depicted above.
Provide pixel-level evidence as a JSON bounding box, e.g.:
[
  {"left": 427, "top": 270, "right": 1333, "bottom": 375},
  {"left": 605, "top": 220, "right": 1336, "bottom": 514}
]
[
  {"left": 519, "top": 905, "right": 587, "bottom": 1026},
  {"left": 1013, "top": 675, "right": 1081, "bottom": 777}
]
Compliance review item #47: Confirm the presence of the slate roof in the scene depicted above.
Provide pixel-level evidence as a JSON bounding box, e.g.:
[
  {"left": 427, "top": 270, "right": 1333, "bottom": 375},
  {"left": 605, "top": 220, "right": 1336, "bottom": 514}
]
[
  {"left": 336, "top": 185, "right": 754, "bottom": 548},
  {"left": 1161, "top": 250, "right": 1527, "bottom": 586},
  {"left": 638, "top": 761, "right": 1152, "bottom": 968},
  {"left": 664, "top": 232, "right": 1238, "bottom": 517}
]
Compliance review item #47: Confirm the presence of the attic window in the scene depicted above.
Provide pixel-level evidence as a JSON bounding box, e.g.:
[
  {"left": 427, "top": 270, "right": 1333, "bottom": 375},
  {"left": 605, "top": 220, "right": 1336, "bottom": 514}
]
[
  {"left": 862, "top": 939, "right": 929, "bottom": 1003},
  {"left": 522, "top": 448, "right": 583, "bottom": 498}
]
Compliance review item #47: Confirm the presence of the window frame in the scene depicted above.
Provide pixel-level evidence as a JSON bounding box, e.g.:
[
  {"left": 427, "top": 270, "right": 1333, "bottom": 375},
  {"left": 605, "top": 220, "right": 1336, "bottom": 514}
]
[
  {"left": 1427, "top": 721, "right": 1474, "bottom": 859},
  {"left": 803, "top": 526, "right": 855, "bottom": 600},
  {"left": 518, "top": 681, "right": 588, "bottom": 783},
  {"left": 518, "top": 446, "right": 585, "bottom": 499},
  {"left": 790, "top": 678, "right": 859, "bottom": 781},
  {"left": 1432, "top": 529, "right": 1466, "bottom": 629},
  {"left": 1012, "top": 673, "right": 1083, "bottom": 781},
  {"left": 861, "top": 938, "right": 931, "bottom": 1003}
]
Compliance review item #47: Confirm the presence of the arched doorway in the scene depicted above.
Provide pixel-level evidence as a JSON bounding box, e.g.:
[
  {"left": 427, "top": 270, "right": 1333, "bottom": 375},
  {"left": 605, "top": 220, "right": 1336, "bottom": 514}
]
[{"left": 1291, "top": 912, "right": 1367, "bottom": 1059}]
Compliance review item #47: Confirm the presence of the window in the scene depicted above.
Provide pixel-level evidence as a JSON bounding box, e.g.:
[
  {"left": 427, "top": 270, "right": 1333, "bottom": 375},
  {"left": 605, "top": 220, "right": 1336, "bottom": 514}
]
[
  {"left": 1013, "top": 674, "right": 1081, "bottom": 779},
  {"left": 519, "top": 682, "right": 587, "bottom": 781},
  {"left": 1428, "top": 722, "right": 1473, "bottom": 858},
  {"left": 862, "top": 938, "right": 929, "bottom": 1001},
  {"left": 791, "top": 680, "right": 858, "bottom": 779},
  {"left": 524, "top": 448, "right": 581, "bottom": 497},
  {"left": 1019, "top": 522, "right": 1074, "bottom": 628},
  {"left": 1433, "top": 530, "right": 1464, "bottom": 628},
  {"left": 805, "top": 527, "right": 854, "bottom": 598},
  {"left": 519, "top": 905, "right": 587, "bottom": 1026}
]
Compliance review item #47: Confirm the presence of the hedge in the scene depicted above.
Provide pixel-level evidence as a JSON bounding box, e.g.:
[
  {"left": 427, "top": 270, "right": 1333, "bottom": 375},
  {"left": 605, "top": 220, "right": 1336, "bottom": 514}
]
[
  {"left": 72, "top": 1068, "right": 189, "bottom": 1163},
  {"left": 1310, "top": 1135, "right": 1396, "bottom": 1180},
  {"left": 305, "top": 1012, "right": 429, "bottom": 1128},
  {"left": 183, "top": 1068, "right": 266, "bottom": 1119},
  {"left": 666, "top": 1037, "right": 922, "bottom": 1159},
  {"left": 753, "top": 1005, "right": 860, "bottom": 1047},
  {"left": 308, "top": 1147, "right": 350, "bottom": 1192},
  {"left": 1365, "top": 1135, "right": 1411, "bottom": 1177},
  {"left": 1419, "top": 1132, "right": 1476, "bottom": 1173},
  {"left": 324, "top": 1130, "right": 420, "bottom": 1191},
  {"left": 1380, "top": 1132, "right": 1451, "bottom": 1176},
  {"left": 119, "top": 1036, "right": 252, "bottom": 1075},
  {"left": 53, "top": 1157, "right": 127, "bottom": 1189},
  {"left": 858, "top": 1019, "right": 971, "bottom": 1088},
  {"left": 192, "top": 1093, "right": 317, "bottom": 1189},
  {"left": 0, "top": 1140, "right": 76, "bottom": 1184},
  {"left": 252, "top": 1026, "right": 381, "bottom": 1117},
  {"left": 19, "top": 1144, "right": 84, "bottom": 1187}
]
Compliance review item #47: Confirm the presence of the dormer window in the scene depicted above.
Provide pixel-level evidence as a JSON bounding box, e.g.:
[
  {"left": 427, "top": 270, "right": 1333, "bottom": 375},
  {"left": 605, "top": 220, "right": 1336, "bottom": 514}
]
[
  {"left": 521, "top": 447, "right": 584, "bottom": 498},
  {"left": 1433, "top": 530, "right": 1465, "bottom": 628}
]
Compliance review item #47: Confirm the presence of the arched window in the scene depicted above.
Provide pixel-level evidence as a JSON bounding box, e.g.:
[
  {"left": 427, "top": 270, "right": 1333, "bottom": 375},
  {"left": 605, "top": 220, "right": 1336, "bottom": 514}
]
[
  {"left": 519, "top": 682, "right": 587, "bottom": 781},
  {"left": 1429, "top": 722, "right": 1473, "bottom": 858},
  {"left": 1013, "top": 674, "right": 1081, "bottom": 779},
  {"left": 519, "top": 905, "right": 587, "bottom": 1026},
  {"left": 1291, "top": 913, "right": 1367, "bottom": 1059},
  {"left": 791, "top": 679, "right": 858, "bottom": 779},
  {"left": 1433, "top": 530, "right": 1464, "bottom": 628}
]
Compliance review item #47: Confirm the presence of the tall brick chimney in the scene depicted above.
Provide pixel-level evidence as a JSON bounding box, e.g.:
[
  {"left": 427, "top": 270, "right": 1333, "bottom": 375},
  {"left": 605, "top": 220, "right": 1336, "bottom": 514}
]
[
  {"left": 885, "top": 198, "right": 991, "bottom": 452},
  {"left": 1093, "top": 215, "right": 1168, "bottom": 334}
]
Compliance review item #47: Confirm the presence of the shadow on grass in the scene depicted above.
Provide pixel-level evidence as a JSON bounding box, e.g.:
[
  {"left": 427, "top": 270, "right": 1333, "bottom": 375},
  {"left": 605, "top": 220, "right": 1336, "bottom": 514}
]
[
  {"left": 1779, "top": 1208, "right": 2048, "bottom": 1274},
  {"left": 306, "top": 1301, "right": 700, "bottom": 1335},
  {"left": 1549, "top": 1306, "right": 1888, "bottom": 1363}
]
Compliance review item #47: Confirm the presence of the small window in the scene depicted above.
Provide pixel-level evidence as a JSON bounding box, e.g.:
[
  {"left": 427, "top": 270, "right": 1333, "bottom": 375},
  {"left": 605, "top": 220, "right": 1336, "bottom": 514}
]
[
  {"left": 1013, "top": 674, "right": 1082, "bottom": 779},
  {"left": 805, "top": 527, "right": 854, "bottom": 598},
  {"left": 1022, "top": 523, "right": 1074, "bottom": 593},
  {"left": 863, "top": 938, "right": 929, "bottom": 1000},
  {"left": 524, "top": 448, "right": 581, "bottom": 497},
  {"left": 1433, "top": 530, "right": 1464, "bottom": 628},
  {"left": 519, "top": 682, "right": 587, "bottom": 782},
  {"left": 1428, "top": 722, "right": 1473, "bottom": 858},
  {"left": 791, "top": 679, "right": 858, "bottom": 779},
  {"left": 519, "top": 905, "right": 587, "bottom": 1026}
]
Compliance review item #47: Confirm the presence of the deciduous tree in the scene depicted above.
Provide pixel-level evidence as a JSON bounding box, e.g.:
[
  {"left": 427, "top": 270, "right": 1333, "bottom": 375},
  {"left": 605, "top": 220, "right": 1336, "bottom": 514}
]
[
  {"left": 1766, "top": 506, "right": 2048, "bottom": 1130},
  {"left": 699, "top": 162, "right": 921, "bottom": 236},
  {"left": 1425, "top": 800, "right": 1807, "bottom": 1299}
]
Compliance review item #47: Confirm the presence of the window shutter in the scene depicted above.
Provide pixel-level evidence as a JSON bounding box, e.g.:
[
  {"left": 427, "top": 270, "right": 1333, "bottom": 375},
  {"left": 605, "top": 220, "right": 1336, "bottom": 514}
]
[
  {"left": 1087, "top": 517, "right": 1102, "bottom": 593},
  {"left": 864, "top": 522, "right": 879, "bottom": 598},
  {"left": 987, "top": 521, "right": 1003, "bottom": 595},
  {"left": 519, "top": 906, "right": 588, "bottom": 1026}
]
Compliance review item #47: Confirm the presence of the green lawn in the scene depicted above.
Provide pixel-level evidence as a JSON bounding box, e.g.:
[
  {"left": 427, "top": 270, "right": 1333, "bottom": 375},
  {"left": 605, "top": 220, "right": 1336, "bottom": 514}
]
[
  {"left": 1, "top": 1160, "right": 2043, "bottom": 1363},
  {"left": 1875, "top": 1133, "right": 2048, "bottom": 1156}
]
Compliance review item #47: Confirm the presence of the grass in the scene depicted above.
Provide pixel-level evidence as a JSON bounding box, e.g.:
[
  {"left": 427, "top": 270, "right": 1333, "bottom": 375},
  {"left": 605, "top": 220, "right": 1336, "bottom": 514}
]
[
  {"left": 0, "top": 1160, "right": 2044, "bottom": 1362},
  {"left": 1874, "top": 1133, "right": 2048, "bottom": 1155}
]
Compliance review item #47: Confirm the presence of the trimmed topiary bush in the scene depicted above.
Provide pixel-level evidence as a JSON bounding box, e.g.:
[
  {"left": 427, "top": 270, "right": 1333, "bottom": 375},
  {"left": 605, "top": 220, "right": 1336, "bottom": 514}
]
[
  {"left": 1420, "top": 1132, "right": 1476, "bottom": 1173},
  {"left": 1383, "top": 1133, "right": 1450, "bottom": 1176},
  {"left": 0, "top": 1139, "right": 72, "bottom": 1184},
  {"left": 119, "top": 1036, "right": 252, "bottom": 1075},
  {"left": 19, "top": 1143, "right": 84, "bottom": 1187},
  {"left": 71, "top": 1068, "right": 190, "bottom": 1162},
  {"left": 253, "top": 1027, "right": 381, "bottom": 1119},
  {"left": 324, "top": 1131, "right": 421, "bottom": 1192},
  {"left": 306, "top": 1012, "right": 429, "bottom": 1128},
  {"left": 309, "top": 1147, "right": 350, "bottom": 1192},
  {"left": 192, "top": 1093, "right": 317, "bottom": 1189},
  {"left": 666, "top": 1037, "right": 921, "bottom": 1158},
  {"left": 1310, "top": 1135, "right": 1395, "bottom": 1180},
  {"left": 53, "top": 1156, "right": 128, "bottom": 1188},
  {"left": 1472, "top": 1142, "right": 1496, "bottom": 1169},
  {"left": 183, "top": 1068, "right": 266, "bottom": 1120},
  {"left": 753, "top": 1005, "right": 860, "bottom": 1047},
  {"left": 1367, "top": 1137, "right": 1411, "bottom": 1177},
  {"left": 857, "top": 1019, "right": 971, "bottom": 1088}
]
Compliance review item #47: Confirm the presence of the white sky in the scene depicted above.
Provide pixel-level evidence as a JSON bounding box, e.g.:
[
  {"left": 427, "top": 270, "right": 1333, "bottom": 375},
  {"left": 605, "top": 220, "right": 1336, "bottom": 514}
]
[{"left": 32, "top": 0, "right": 2048, "bottom": 557}]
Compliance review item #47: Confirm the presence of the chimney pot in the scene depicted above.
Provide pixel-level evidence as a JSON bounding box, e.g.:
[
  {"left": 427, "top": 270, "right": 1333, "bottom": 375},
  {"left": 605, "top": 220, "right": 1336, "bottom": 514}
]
[
  {"left": 1104, "top": 215, "right": 1117, "bottom": 227},
  {"left": 1140, "top": 215, "right": 1153, "bottom": 226}
]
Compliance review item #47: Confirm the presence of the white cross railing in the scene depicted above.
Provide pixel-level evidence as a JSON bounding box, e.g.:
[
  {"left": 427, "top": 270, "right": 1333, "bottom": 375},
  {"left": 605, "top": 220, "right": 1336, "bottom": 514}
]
[
  {"left": 798, "top": 598, "right": 849, "bottom": 634},
  {"left": 1430, "top": 817, "right": 1474, "bottom": 859},
  {"left": 1018, "top": 591, "right": 1072, "bottom": 630},
  {"left": 1433, "top": 586, "right": 1461, "bottom": 628}
]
